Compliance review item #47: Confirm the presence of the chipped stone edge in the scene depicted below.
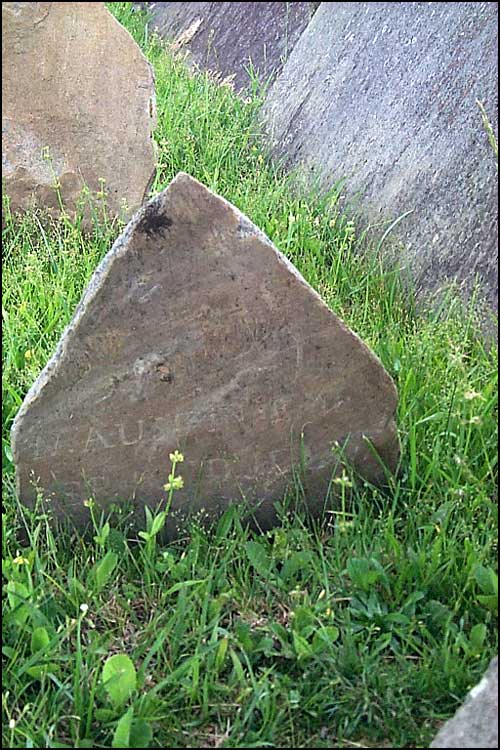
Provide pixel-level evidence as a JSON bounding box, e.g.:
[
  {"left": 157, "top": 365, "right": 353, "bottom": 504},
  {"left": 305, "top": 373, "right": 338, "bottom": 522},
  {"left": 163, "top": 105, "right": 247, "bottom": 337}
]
[{"left": 11, "top": 172, "right": 399, "bottom": 497}]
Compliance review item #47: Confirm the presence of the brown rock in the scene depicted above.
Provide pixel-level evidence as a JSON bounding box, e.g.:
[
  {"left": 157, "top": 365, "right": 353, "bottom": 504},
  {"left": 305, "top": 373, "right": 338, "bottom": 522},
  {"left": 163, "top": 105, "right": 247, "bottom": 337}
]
[
  {"left": 11, "top": 173, "right": 399, "bottom": 536},
  {"left": 2, "top": 2, "right": 156, "bottom": 227}
]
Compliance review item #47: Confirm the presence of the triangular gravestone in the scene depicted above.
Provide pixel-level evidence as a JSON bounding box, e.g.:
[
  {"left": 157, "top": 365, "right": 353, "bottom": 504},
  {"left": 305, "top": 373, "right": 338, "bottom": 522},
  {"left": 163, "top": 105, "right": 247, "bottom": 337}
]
[{"left": 11, "top": 173, "right": 399, "bottom": 535}]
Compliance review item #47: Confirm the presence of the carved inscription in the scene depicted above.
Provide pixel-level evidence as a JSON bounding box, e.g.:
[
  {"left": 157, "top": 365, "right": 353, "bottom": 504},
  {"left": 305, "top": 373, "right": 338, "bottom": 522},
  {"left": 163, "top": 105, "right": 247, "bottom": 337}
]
[
  {"left": 12, "top": 174, "right": 399, "bottom": 534},
  {"left": 118, "top": 420, "right": 145, "bottom": 446},
  {"left": 84, "top": 427, "right": 116, "bottom": 452}
]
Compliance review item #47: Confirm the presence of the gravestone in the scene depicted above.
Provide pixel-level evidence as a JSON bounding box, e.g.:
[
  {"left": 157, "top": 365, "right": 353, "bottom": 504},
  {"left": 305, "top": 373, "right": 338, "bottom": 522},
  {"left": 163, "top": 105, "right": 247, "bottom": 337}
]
[
  {"left": 134, "top": 2, "right": 319, "bottom": 92},
  {"left": 11, "top": 173, "right": 399, "bottom": 536},
  {"left": 2, "top": 2, "right": 157, "bottom": 226},
  {"left": 431, "top": 656, "right": 498, "bottom": 748},
  {"left": 262, "top": 2, "right": 499, "bottom": 309}
]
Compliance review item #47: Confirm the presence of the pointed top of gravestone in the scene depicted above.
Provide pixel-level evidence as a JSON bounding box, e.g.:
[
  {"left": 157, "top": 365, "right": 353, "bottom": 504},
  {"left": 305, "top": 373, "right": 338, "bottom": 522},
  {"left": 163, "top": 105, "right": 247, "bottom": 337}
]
[{"left": 11, "top": 173, "right": 399, "bottom": 536}]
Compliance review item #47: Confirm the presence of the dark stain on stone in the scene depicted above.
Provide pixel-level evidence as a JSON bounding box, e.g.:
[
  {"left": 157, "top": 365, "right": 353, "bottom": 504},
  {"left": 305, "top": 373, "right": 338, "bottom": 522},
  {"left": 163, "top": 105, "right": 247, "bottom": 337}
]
[
  {"left": 156, "top": 363, "right": 173, "bottom": 383},
  {"left": 137, "top": 201, "right": 173, "bottom": 238}
]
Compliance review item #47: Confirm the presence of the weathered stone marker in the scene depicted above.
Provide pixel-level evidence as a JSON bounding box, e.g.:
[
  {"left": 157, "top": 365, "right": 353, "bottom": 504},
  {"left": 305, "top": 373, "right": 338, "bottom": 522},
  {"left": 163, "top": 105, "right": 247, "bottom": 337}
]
[
  {"left": 262, "top": 2, "right": 499, "bottom": 308},
  {"left": 2, "top": 2, "right": 156, "bottom": 226},
  {"left": 133, "top": 2, "right": 319, "bottom": 93},
  {"left": 11, "top": 173, "right": 399, "bottom": 535}
]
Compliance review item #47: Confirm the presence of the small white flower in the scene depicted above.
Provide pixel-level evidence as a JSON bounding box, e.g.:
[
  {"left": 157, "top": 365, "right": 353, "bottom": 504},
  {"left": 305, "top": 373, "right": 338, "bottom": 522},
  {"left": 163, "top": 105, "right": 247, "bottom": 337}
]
[
  {"left": 80, "top": 603, "right": 89, "bottom": 615},
  {"left": 464, "top": 389, "right": 484, "bottom": 401}
]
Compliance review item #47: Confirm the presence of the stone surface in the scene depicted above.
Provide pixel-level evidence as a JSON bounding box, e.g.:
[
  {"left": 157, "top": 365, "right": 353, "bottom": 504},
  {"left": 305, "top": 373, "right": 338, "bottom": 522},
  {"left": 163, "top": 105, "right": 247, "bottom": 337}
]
[
  {"left": 262, "top": 2, "right": 499, "bottom": 308},
  {"left": 2, "top": 2, "right": 157, "bottom": 226},
  {"left": 135, "top": 2, "right": 319, "bottom": 92},
  {"left": 431, "top": 656, "right": 498, "bottom": 748},
  {"left": 11, "top": 173, "right": 399, "bottom": 536}
]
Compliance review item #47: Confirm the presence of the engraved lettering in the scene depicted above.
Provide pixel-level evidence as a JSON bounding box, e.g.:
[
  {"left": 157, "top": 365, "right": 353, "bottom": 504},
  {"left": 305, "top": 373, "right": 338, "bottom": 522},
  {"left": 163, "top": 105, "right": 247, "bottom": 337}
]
[
  {"left": 33, "top": 432, "right": 61, "bottom": 460},
  {"left": 118, "top": 419, "right": 144, "bottom": 446},
  {"left": 84, "top": 427, "right": 116, "bottom": 452},
  {"left": 11, "top": 175, "right": 399, "bottom": 537}
]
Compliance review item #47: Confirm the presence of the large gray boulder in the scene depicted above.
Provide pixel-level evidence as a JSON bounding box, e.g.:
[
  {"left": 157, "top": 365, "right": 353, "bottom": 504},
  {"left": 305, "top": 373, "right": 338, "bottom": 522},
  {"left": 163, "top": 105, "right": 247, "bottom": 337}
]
[
  {"left": 11, "top": 173, "right": 399, "bottom": 537},
  {"left": 2, "top": 2, "right": 157, "bottom": 227},
  {"left": 262, "top": 2, "right": 499, "bottom": 308},
  {"left": 431, "top": 656, "right": 498, "bottom": 748},
  {"left": 135, "top": 2, "right": 319, "bottom": 92}
]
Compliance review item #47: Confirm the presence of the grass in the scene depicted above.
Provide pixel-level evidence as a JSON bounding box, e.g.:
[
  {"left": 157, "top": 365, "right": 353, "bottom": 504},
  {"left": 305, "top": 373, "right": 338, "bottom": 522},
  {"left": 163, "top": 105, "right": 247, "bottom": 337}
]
[{"left": 2, "top": 2, "right": 498, "bottom": 747}]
